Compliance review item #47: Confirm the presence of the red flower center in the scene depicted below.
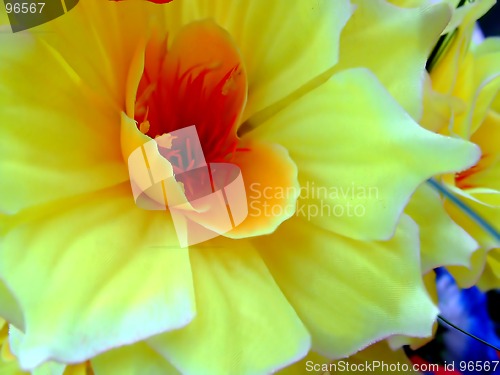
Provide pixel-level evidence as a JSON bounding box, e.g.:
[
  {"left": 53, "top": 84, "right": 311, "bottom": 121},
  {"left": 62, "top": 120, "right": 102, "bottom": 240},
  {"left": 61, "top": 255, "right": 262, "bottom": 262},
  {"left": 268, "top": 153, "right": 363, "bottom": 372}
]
[{"left": 133, "top": 21, "right": 248, "bottom": 173}]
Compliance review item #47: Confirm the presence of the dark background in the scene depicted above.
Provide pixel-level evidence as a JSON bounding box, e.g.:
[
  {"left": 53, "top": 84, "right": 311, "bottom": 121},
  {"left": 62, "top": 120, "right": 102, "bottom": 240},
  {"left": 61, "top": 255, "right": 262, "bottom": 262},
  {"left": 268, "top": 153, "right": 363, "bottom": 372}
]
[{"left": 478, "top": 2, "right": 500, "bottom": 36}]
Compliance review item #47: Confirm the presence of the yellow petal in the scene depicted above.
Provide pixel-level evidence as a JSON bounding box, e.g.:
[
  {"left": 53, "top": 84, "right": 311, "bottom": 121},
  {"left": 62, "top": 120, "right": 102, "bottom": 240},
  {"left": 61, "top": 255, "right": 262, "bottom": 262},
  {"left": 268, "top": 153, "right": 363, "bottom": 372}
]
[
  {"left": 430, "top": 0, "right": 494, "bottom": 95},
  {"left": 405, "top": 184, "right": 478, "bottom": 273},
  {"left": 444, "top": 189, "right": 500, "bottom": 253},
  {"left": 387, "top": 271, "right": 439, "bottom": 350},
  {"left": 441, "top": 187, "right": 500, "bottom": 288},
  {"left": 477, "top": 248, "right": 500, "bottom": 290},
  {"left": 0, "top": 184, "right": 195, "bottom": 369},
  {"left": 391, "top": 1, "right": 495, "bottom": 35},
  {"left": 212, "top": 0, "right": 353, "bottom": 121},
  {"left": 459, "top": 110, "right": 500, "bottom": 191},
  {"left": 92, "top": 342, "right": 180, "bottom": 375},
  {"left": 333, "top": 0, "right": 451, "bottom": 120},
  {"left": 448, "top": 247, "right": 488, "bottom": 288},
  {"left": 224, "top": 140, "right": 300, "bottom": 238},
  {"left": 32, "top": 0, "right": 158, "bottom": 106},
  {"left": 8, "top": 325, "right": 66, "bottom": 375},
  {"left": 249, "top": 68, "right": 480, "bottom": 241},
  {"left": 0, "top": 318, "right": 6, "bottom": 337},
  {"left": 465, "top": 46, "right": 500, "bottom": 136},
  {"left": 0, "top": 5, "right": 8, "bottom": 26},
  {"left": 62, "top": 363, "right": 91, "bottom": 375},
  {"left": 149, "top": 239, "right": 310, "bottom": 375},
  {"left": 421, "top": 73, "right": 466, "bottom": 133},
  {"left": 0, "top": 281, "right": 23, "bottom": 331},
  {"left": 254, "top": 215, "right": 438, "bottom": 359},
  {"left": 3, "top": 324, "right": 111, "bottom": 375},
  {"left": 449, "top": 40, "right": 500, "bottom": 138},
  {"left": 0, "top": 361, "right": 27, "bottom": 375},
  {"left": 0, "top": 34, "right": 128, "bottom": 214}
]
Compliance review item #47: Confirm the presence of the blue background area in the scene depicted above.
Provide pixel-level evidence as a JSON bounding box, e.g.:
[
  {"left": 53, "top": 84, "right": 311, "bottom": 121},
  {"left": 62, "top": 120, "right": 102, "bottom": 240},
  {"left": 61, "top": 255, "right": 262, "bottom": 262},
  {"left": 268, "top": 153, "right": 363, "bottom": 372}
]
[{"left": 479, "top": 2, "right": 500, "bottom": 37}]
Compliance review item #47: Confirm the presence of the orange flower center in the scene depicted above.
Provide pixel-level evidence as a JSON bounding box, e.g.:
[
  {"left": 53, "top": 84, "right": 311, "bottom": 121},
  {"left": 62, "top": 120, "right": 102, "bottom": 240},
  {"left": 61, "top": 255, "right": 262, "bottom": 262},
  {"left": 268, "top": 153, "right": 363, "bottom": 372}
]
[{"left": 133, "top": 21, "right": 248, "bottom": 173}]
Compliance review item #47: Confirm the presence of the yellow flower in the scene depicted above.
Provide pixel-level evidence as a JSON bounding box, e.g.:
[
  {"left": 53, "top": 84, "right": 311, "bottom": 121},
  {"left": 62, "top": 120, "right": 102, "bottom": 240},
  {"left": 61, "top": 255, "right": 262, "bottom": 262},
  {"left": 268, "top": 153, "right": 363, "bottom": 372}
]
[
  {"left": 380, "top": 0, "right": 491, "bottom": 277},
  {"left": 416, "top": 0, "right": 500, "bottom": 290},
  {"left": 0, "top": 0, "right": 479, "bottom": 373},
  {"left": 368, "top": 0, "right": 498, "bottom": 351}
]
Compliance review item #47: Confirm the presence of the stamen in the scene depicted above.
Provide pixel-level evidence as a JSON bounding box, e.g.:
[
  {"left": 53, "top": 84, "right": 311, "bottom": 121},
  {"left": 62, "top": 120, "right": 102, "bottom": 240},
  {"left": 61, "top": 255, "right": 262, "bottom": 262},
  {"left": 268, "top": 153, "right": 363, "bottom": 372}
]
[{"left": 139, "top": 121, "right": 150, "bottom": 134}]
